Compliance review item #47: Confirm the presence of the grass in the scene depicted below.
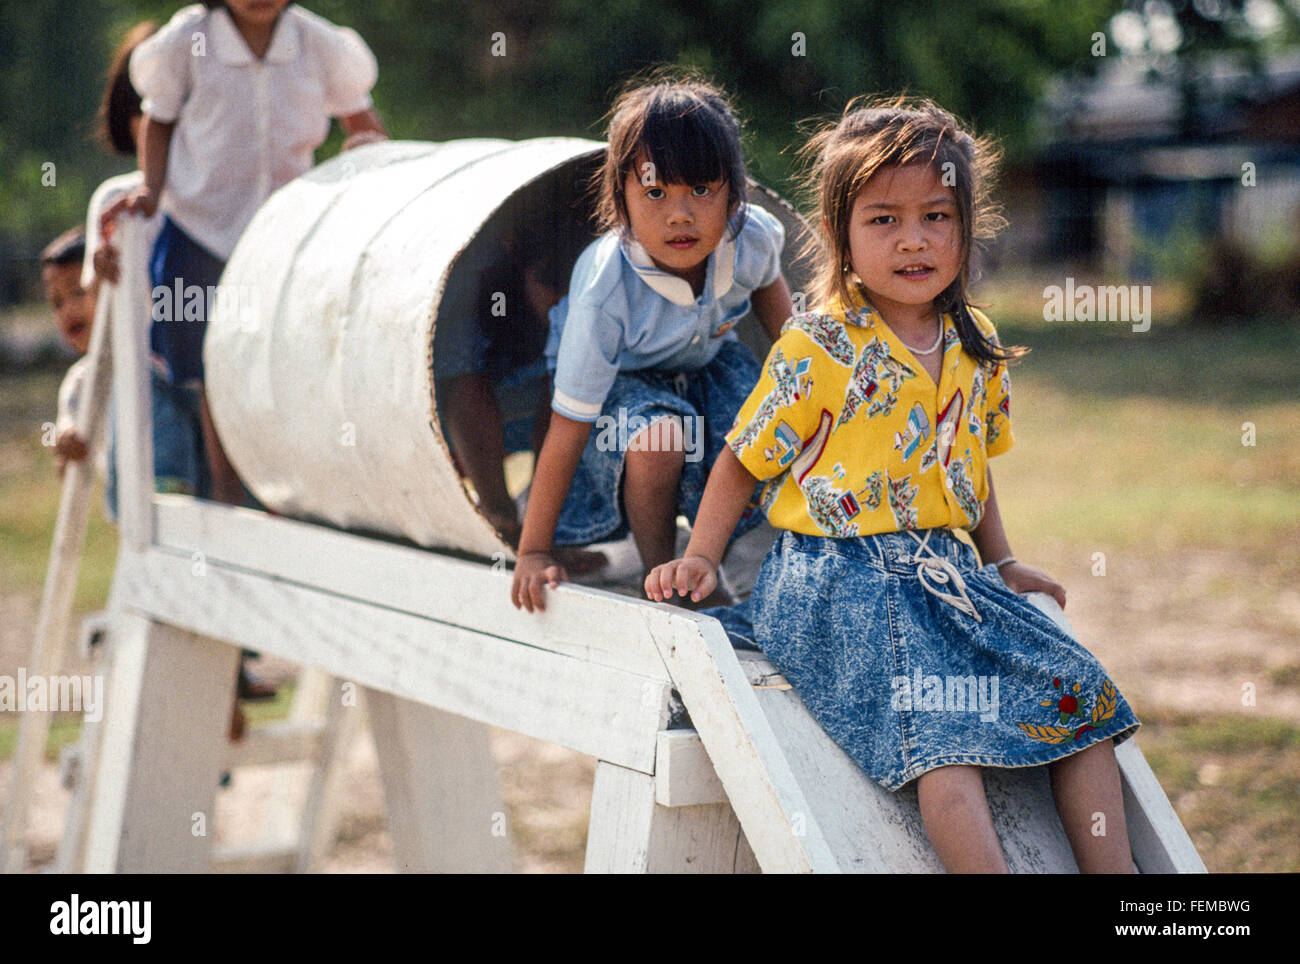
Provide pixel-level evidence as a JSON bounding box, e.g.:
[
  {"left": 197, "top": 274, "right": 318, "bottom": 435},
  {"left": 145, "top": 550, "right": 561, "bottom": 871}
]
[
  {"left": 982, "top": 319, "right": 1300, "bottom": 552},
  {"left": 1136, "top": 709, "right": 1300, "bottom": 872}
]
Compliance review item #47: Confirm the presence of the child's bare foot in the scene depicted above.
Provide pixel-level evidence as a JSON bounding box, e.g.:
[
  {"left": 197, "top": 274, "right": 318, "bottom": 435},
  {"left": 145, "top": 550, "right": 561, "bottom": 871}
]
[{"left": 553, "top": 545, "right": 608, "bottom": 575}]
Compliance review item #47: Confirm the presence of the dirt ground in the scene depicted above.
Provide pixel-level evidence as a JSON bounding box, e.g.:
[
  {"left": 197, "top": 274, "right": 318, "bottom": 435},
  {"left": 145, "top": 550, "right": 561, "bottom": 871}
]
[{"left": 3, "top": 531, "right": 1297, "bottom": 874}]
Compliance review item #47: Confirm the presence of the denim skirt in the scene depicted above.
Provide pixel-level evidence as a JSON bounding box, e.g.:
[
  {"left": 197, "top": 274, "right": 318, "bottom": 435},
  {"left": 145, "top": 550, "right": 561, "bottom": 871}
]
[
  {"left": 553, "top": 339, "right": 766, "bottom": 546},
  {"left": 707, "top": 527, "right": 1141, "bottom": 791}
]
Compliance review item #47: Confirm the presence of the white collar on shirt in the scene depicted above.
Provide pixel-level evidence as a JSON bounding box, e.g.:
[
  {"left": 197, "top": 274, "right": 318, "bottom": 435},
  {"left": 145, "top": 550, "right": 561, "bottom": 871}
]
[
  {"left": 209, "top": 5, "right": 301, "bottom": 66},
  {"left": 622, "top": 234, "right": 736, "bottom": 307}
]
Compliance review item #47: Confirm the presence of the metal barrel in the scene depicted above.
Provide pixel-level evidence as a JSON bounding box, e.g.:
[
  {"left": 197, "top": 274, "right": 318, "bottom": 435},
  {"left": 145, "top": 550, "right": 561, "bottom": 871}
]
[{"left": 206, "top": 137, "right": 812, "bottom": 558}]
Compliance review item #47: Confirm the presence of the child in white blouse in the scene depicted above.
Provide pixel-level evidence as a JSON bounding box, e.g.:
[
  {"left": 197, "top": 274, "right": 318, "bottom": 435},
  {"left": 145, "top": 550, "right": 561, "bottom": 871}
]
[{"left": 104, "top": 0, "right": 386, "bottom": 505}]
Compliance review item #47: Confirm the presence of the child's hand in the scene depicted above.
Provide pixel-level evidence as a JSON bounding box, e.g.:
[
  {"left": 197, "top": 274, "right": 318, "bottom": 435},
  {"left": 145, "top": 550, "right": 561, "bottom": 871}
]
[
  {"left": 100, "top": 188, "right": 157, "bottom": 237},
  {"left": 645, "top": 555, "right": 717, "bottom": 604},
  {"left": 93, "top": 242, "right": 120, "bottom": 286},
  {"left": 54, "top": 429, "right": 88, "bottom": 477},
  {"left": 56, "top": 429, "right": 88, "bottom": 464},
  {"left": 511, "top": 551, "right": 568, "bottom": 613},
  {"left": 997, "top": 561, "right": 1067, "bottom": 610}
]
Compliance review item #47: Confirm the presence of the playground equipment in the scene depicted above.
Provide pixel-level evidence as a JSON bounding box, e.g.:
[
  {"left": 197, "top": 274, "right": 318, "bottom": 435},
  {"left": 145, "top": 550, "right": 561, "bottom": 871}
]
[{"left": 3, "top": 139, "right": 1205, "bottom": 872}]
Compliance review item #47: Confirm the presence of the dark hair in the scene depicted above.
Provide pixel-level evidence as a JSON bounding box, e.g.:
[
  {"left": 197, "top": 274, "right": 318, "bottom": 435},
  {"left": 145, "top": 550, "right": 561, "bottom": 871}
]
[
  {"left": 594, "top": 68, "right": 748, "bottom": 239},
  {"left": 98, "top": 21, "right": 159, "bottom": 156},
  {"left": 477, "top": 204, "right": 592, "bottom": 375},
  {"left": 798, "top": 95, "right": 1023, "bottom": 367},
  {"left": 41, "top": 227, "right": 86, "bottom": 267}
]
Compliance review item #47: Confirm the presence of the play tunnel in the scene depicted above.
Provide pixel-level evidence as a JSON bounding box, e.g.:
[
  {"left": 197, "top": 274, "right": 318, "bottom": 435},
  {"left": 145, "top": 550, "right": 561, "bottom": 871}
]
[{"left": 205, "top": 138, "right": 812, "bottom": 558}]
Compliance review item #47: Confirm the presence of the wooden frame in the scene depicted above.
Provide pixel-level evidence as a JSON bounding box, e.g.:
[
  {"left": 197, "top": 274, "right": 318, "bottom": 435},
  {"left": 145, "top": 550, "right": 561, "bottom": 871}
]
[{"left": 3, "top": 205, "right": 1208, "bottom": 876}]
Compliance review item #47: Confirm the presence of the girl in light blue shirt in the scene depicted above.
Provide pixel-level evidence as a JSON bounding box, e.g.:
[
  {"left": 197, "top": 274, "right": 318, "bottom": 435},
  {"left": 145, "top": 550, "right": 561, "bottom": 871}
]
[{"left": 512, "top": 72, "right": 793, "bottom": 612}]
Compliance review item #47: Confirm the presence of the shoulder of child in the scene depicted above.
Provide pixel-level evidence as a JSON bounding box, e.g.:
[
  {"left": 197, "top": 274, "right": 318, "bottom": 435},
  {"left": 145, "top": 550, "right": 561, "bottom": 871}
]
[
  {"left": 736, "top": 203, "right": 784, "bottom": 251},
  {"left": 966, "top": 305, "right": 1000, "bottom": 342},
  {"left": 148, "top": 3, "right": 208, "bottom": 45},
  {"left": 780, "top": 310, "right": 836, "bottom": 340},
  {"left": 130, "top": 4, "right": 206, "bottom": 118},
  {"left": 290, "top": 3, "right": 375, "bottom": 51},
  {"left": 567, "top": 232, "right": 632, "bottom": 311}
]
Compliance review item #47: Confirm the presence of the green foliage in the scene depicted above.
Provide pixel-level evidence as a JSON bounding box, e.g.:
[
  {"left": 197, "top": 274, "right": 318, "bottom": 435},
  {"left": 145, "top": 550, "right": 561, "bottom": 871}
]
[{"left": 6, "top": 0, "right": 1293, "bottom": 303}]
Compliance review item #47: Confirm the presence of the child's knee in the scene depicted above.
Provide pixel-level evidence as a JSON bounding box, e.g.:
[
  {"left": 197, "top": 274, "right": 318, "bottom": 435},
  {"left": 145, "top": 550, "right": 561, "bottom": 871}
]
[
  {"left": 916, "top": 764, "right": 986, "bottom": 807},
  {"left": 625, "top": 417, "right": 687, "bottom": 482},
  {"left": 627, "top": 416, "right": 685, "bottom": 456}
]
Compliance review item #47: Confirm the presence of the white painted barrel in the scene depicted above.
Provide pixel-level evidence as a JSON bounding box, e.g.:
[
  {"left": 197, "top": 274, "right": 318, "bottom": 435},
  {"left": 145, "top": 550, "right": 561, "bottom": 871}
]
[{"left": 206, "top": 138, "right": 812, "bottom": 558}]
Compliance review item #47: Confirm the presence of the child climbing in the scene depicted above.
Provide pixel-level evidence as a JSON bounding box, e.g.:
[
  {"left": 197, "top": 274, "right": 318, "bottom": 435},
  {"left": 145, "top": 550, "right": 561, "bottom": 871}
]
[{"left": 512, "top": 71, "right": 793, "bottom": 613}]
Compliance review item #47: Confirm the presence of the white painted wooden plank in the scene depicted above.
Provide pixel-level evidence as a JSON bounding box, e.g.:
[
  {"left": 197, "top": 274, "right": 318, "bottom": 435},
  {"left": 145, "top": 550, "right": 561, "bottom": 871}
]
[
  {"left": 658, "top": 616, "right": 841, "bottom": 873},
  {"left": 81, "top": 613, "right": 150, "bottom": 873},
  {"left": 654, "top": 730, "right": 727, "bottom": 808},
  {"left": 152, "top": 495, "right": 672, "bottom": 682},
  {"left": 51, "top": 563, "right": 132, "bottom": 873},
  {"left": 584, "top": 762, "right": 757, "bottom": 873},
  {"left": 224, "top": 721, "right": 324, "bottom": 769},
  {"left": 119, "top": 547, "right": 672, "bottom": 773},
  {"left": 109, "top": 216, "right": 153, "bottom": 552},
  {"left": 51, "top": 717, "right": 99, "bottom": 874},
  {"left": 260, "top": 666, "right": 334, "bottom": 849},
  {"left": 366, "top": 690, "right": 514, "bottom": 873},
  {"left": 82, "top": 616, "right": 240, "bottom": 872},
  {"left": 294, "top": 677, "right": 363, "bottom": 873},
  {"left": 1115, "top": 739, "right": 1207, "bottom": 873},
  {"left": 0, "top": 291, "right": 114, "bottom": 873}
]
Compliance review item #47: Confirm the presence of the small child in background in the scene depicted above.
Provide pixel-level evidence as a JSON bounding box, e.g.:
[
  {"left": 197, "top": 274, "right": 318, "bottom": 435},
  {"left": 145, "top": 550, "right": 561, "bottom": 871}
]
[
  {"left": 106, "top": 0, "right": 387, "bottom": 506},
  {"left": 511, "top": 71, "right": 793, "bottom": 613},
  {"left": 41, "top": 229, "right": 102, "bottom": 478}
]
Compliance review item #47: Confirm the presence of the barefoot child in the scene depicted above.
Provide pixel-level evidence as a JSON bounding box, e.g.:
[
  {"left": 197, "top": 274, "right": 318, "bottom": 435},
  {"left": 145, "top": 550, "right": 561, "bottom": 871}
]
[
  {"left": 647, "top": 98, "right": 1141, "bottom": 873},
  {"left": 512, "top": 72, "right": 793, "bottom": 612},
  {"left": 107, "top": 0, "right": 386, "bottom": 506}
]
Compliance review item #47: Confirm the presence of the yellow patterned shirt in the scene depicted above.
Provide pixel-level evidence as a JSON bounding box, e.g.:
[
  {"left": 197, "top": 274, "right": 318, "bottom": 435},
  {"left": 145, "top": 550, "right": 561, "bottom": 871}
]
[{"left": 726, "top": 298, "right": 1014, "bottom": 537}]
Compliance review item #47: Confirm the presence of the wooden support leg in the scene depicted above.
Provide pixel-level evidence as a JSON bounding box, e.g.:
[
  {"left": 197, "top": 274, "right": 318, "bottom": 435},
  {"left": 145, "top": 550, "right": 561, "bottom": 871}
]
[
  {"left": 259, "top": 666, "right": 334, "bottom": 850},
  {"left": 364, "top": 688, "right": 513, "bottom": 873},
  {"left": 81, "top": 614, "right": 240, "bottom": 872},
  {"left": 584, "top": 760, "right": 759, "bottom": 873},
  {"left": 294, "top": 677, "right": 364, "bottom": 872}
]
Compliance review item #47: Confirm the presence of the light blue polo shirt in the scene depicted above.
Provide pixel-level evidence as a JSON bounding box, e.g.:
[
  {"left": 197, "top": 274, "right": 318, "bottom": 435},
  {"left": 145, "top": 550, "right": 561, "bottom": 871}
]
[{"left": 545, "top": 204, "right": 785, "bottom": 422}]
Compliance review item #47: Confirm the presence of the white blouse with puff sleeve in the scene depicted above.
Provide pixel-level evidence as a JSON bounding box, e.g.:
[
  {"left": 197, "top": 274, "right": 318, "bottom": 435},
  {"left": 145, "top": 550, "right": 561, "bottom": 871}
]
[{"left": 129, "top": 3, "right": 378, "bottom": 260}]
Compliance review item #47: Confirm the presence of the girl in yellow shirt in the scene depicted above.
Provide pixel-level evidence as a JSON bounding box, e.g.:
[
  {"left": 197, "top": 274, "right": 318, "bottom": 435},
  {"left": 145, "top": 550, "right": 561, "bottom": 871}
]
[{"left": 646, "top": 97, "right": 1141, "bottom": 874}]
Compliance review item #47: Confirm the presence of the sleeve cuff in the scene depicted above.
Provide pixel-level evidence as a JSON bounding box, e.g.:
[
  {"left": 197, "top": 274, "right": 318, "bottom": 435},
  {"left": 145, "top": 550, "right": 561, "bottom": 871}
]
[{"left": 551, "top": 389, "right": 604, "bottom": 423}]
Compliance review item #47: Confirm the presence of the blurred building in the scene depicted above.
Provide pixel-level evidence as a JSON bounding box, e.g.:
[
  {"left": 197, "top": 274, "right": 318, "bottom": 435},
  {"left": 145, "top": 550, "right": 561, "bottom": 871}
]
[{"left": 1004, "top": 48, "right": 1300, "bottom": 274}]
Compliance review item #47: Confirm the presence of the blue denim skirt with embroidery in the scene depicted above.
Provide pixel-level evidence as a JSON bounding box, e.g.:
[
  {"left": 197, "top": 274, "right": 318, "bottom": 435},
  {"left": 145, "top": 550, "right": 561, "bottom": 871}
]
[
  {"left": 707, "top": 527, "right": 1141, "bottom": 791},
  {"left": 553, "top": 339, "right": 766, "bottom": 547}
]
